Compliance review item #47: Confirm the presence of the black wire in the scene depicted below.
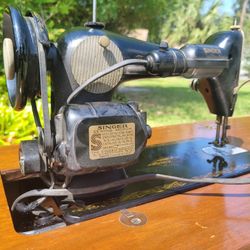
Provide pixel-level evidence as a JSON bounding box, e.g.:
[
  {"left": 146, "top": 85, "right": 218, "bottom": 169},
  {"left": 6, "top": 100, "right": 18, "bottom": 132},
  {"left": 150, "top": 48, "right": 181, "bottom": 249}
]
[
  {"left": 68, "top": 173, "right": 250, "bottom": 195},
  {"left": 15, "top": 171, "right": 55, "bottom": 213},
  {"left": 31, "top": 98, "right": 42, "bottom": 128},
  {"left": 12, "top": 173, "right": 250, "bottom": 212},
  {"left": 233, "top": 79, "right": 250, "bottom": 95}
]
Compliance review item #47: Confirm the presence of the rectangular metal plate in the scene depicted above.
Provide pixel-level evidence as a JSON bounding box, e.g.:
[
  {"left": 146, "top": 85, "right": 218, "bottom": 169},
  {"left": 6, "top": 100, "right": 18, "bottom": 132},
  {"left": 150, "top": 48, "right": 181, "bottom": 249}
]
[{"left": 89, "top": 123, "right": 135, "bottom": 160}]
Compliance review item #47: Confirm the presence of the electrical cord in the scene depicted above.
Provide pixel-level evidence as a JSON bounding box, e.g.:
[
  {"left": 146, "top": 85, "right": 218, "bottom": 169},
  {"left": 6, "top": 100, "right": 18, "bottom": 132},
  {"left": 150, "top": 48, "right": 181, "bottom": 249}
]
[
  {"left": 31, "top": 98, "right": 42, "bottom": 128},
  {"left": 68, "top": 174, "right": 250, "bottom": 195},
  {"left": 67, "top": 59, "right": 148, "bottom": 104},
  {"left": 12, "top": 188, "right": 73, "bottom": 212},
  {"left": 233, "top": 79, "right": 250, "bottom": 95},
  {"left": 15, "top": 171, "right": 55, "bottom": 213},
  {"left": 12, "top": 173, "right": 250, "bottom": 212}
]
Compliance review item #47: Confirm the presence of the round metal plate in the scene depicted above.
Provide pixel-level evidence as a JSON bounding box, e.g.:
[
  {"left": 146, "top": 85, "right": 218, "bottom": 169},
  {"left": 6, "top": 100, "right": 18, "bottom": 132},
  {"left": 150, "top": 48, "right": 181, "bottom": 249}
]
[
  {"left": 71, "top": 35, "right": 123, "bottom": 94},
  {"left": 119, "top": 209, "right": 147, "bottom": 227}
]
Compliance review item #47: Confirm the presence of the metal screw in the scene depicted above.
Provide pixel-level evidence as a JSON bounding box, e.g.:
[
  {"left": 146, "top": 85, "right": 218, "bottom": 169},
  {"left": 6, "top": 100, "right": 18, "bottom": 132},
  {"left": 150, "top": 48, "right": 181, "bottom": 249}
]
[
  {"left": 159, "top": 41, "right": 169, "bottom": 50},
  {"left": 131, "top": 217, "right": 142, "bottom": 225},
  {"left": 99, "top": 36, "right": 110, "bottom": 48}
]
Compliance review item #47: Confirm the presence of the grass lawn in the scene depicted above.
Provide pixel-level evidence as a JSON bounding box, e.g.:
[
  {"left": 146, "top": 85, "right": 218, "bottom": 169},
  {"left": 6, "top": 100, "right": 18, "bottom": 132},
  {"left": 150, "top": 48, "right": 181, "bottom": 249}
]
[
  {"left": 1, "top": 76, "right": 250, "bottom": 144},
  {"left": 118, "top": 77, "right": 250, "bottom": 127}
]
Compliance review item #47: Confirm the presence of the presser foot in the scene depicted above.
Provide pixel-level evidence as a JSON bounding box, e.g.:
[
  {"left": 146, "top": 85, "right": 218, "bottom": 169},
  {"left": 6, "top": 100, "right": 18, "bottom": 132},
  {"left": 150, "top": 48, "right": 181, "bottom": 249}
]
[
  {"left": 210, "top": 115, "right": 230, "bottom": 147},
  {"left": 210, "top": 138, "right": 229, "bottom": 147}
]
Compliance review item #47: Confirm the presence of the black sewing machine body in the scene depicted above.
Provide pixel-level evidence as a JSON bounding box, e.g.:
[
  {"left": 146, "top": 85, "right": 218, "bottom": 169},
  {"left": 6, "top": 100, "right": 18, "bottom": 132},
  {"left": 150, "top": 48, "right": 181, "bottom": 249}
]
[
  {"left": 52, "top": 28, "right": 159, "bottom": 109},
  {"left": 1, "top": 6, "right": 247, "bottom": 234}
]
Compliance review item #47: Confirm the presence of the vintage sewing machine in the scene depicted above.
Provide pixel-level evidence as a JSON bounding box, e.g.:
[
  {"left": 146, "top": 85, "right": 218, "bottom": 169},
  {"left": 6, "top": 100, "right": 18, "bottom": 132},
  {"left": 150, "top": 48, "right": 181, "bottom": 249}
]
[{"left": 2, "top": 6, "right": 250, "bottom": 234}]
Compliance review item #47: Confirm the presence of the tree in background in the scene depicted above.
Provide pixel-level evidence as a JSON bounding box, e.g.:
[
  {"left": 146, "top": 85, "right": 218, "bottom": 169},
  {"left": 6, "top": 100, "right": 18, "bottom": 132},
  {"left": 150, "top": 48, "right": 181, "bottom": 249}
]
[
  {"left": 160, "top": 0, "right": 233, "bottom": 46},
  {"left": 0, "top": 0, "right": 234, "bottom": 42},
  {"left": 235, "top": 0, "right": 250, "bottom": 76}
]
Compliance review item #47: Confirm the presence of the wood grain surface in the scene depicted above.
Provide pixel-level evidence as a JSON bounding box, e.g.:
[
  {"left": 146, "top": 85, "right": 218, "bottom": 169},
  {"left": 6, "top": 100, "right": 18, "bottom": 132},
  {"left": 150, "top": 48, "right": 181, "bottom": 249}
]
[{"left": 1, "top": 117, "right": 250, "bottom": 250}]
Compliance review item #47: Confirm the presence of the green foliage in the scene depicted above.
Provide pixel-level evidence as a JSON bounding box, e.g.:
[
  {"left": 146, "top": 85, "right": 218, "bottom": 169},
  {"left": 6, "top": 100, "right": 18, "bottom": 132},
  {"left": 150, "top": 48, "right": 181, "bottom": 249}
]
[
  {"left": 0, "top": 102, "right": 38, "bottom": 145},
  {"left": 0, "top": 0, "right": 78, "bottom": 74},
  {"left": 234, "top": 0, "right": 250, "bottom": 76},
  {"left": 0, "top": 76, "right": 38, "bottom": 145},
  {"left": 120, "top": 77, "right": 250, "bottom": 127},
  {"left": 97, "top": 0, "right": 168, "bottom": 41},
  {"left": 161, "top": 0, "right": 232, "bottom": 46}
]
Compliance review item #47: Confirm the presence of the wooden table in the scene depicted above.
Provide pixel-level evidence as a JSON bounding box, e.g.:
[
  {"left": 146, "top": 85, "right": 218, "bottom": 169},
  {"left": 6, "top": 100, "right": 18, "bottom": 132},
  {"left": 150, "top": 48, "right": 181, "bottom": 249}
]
[{"left": 1, "top": 117, "right": 250, "bottom": 250}]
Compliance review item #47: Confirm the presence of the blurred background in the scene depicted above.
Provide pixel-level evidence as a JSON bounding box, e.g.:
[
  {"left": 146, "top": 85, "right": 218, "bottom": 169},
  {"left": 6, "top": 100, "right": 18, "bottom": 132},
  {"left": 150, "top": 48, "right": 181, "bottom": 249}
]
[{"left": 0, "top": 0, "right": 249, "bottom": 145}]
